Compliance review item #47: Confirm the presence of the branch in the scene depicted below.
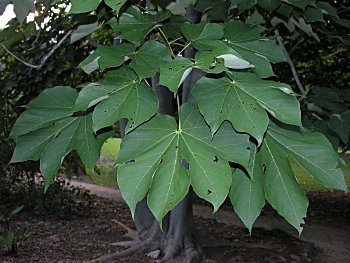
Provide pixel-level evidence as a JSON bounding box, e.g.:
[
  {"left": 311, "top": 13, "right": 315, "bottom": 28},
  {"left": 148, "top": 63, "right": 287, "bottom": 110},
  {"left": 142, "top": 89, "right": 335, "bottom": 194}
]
[
  {"left": 274, "top": 29, "right": 306, "bottom": 100},
  {"left": 1, "top": 29, "right": 72, "bottom": 70},
  {"left": 31, "top": 0, "right": 53, "bottom": 49}
]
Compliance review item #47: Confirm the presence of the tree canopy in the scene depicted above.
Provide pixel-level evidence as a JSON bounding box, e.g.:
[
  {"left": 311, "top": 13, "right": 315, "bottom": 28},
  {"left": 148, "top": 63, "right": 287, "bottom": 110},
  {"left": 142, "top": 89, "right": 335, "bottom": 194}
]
[{"left": 2, "top": 0, "right": 349, "bottom": 241}]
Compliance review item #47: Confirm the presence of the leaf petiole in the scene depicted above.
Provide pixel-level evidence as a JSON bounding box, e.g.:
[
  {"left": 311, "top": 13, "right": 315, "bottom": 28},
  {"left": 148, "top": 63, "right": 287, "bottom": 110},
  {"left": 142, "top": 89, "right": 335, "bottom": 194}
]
[
  {"left": 176, "top": 93, "right": 181, "bottom": 131},
  {"left": 158, "top": 28, "right": 174, "bottom": 57}
]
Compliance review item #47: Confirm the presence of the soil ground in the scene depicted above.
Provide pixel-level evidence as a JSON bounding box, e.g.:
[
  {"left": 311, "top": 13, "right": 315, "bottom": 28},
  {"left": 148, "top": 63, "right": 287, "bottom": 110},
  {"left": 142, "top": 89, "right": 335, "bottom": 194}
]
[{"left": 1, "top": 180, "right": 349, "bottom": 263}]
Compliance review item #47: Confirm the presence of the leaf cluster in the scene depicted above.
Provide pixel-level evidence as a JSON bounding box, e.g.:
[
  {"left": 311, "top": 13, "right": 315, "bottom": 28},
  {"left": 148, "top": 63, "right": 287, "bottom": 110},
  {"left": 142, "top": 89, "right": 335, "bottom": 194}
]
[{"left": 5, "top": 0, "right": 349, "bottom": 234}]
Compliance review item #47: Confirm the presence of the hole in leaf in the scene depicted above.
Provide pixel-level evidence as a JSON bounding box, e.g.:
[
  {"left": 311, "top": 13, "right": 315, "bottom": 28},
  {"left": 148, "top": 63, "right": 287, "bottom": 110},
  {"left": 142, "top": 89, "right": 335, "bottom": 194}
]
[
  {"left": 207, "top": 189, "right": 212, "bottom": 194},
  {"left": 213, "top": 156, "right": 218, "bottom": 162},
  {"left": 262, "top": 164, "right": 267, "bottom": 173},
  {"left": 159, "top": 159, "right": 163, "bottom": 164},
  {"left": 126, "top": 159, "right": 135, "bottom": 164},
  {"left": 181, "top": 159, "right": 189, "bottom": 169},
  {"left": 54, "top": 131, "right": 61, "bottom": 139}
]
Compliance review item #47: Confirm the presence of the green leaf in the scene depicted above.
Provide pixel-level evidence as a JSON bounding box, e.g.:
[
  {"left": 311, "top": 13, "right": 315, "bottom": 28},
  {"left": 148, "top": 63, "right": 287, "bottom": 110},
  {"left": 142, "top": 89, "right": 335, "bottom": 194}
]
[
  {"left": 309, "top": 87, "right": 347, "bottom": 113},
  {"left": 260, "top": 132, "right": 308, "bottom": 234},
  {"left": 224, "top": 20, "right": 264, "bottom": 42},
  {"left": 104, "top": 0, "right": 127, "bottom": 15},
  {"left": 224, "top": 21, "right": 285, "bottom": 77},
  {"left": 193, "top": 73, "right": 301, "bottom": 144},
  {"left": 9, "top": 205, "right": 24, "bottom": 217},
  {"left": 0, "top": 1, "right": 10, "bottom": 16},
  {"left": 166, "top": 0, "right": 193, "bottom": 16},
  {"left": 281, "top": 0, "right": 315, "bottom": 10},
  {"left": 190, "top": 41, "right": 253, "bottom": 73},
  {"left": 329, "top": 113, "right": 350, "bottom": 144},
  {"left": 162, "top": 14, "right": 187, "bottom": 39},
  {"left": 10, "top": 87, "right": 77, "bottom": 137},
  {"left": 74, "top": 67, "right": 158, "bottom": 132},
  {"left": 12, "top": 0, "right": 35, "bottom": 23},
  {"left": 217, "top": 54, "right": 253, "bottom": 69},
  {"left": 117, "top": 103, "right": 250, "bottom": 223},
  {"left": 181, "top": 22, "right": 224, "bottom": 49},
  {"left": 159, "top": 57, "right": 194, "bottom": 93},
  {"left": 70, "top": 22, "right": 99, "bottom": 44},
  {"left": 246, "top": 10, "right": 265, "bottom": 25},
  {"left": 10, "top": 87, "right": 111, "bottom": 188},
  {"left": 316, "top": 1, "right": 338, "bottom": 17},
  {"left": 79, "top": 44, "right": 135, "bottom": 73},
  {"left": 230, "top": 168, "right": 264, "bottom": 232},
  {"left": 290, "top": 17, "right": 319, "bottom": 41},
  {"left": 271, "top": 17, "right": 296, "bottom": 33},
  {"left": 69, "top": 0, "right": 100, "bottom": 14},
  {"left": 230, "top": 0, "right": 257, "bottom": 13},
  {"left": 129, "top": 40, "right": 172, "bottom": 79},
  {"left": 194, "top": 50, "right": 229, "bottom": 74},
  {"left": 228, "top": 39, "right": 285, "bottom": 63},
  {"left": 277, "top": 4, "right": 294, "bottom": 17},
  {"left": 304, "top": 6, "right": 324, "bottom": 23},
  {"left": 229, "top": 143, "right": 265, "bottom": 232},
  {"left": 118, "top": 7, "right": 170, "bottom": 43},
  {"left": 2, "top": 230, "right": 13, "bottom": 247},
  {"left": 257, "top": 0, "right": 280, "bottom": 12},
  {"left": 106, "top": 17, "right": 118, "bottom": 31},
  {"left": 267, "top": 123, "right": 348, "bottom": 191}
]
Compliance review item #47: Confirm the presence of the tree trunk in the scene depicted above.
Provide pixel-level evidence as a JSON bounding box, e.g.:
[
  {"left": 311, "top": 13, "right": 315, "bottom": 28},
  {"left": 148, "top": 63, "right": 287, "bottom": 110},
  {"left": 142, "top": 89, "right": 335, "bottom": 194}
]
[{"left": 87, "top": 4, "right": 206, "bottom": 263}]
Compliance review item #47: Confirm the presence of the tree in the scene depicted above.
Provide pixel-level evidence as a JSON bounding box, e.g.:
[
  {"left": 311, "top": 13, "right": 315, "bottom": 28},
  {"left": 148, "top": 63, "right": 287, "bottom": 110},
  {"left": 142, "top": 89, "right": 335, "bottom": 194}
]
[{"left": 3, "top": 0, "right": 349, "bottom": 262}]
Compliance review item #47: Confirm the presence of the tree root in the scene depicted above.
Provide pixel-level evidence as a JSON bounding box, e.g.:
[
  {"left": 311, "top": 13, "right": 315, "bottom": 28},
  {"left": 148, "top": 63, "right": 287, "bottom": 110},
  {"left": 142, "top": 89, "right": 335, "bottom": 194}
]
[
  {"left": 111, "top": 219, "right": 138, "bottom": 241},
  {"left": 87, "top": 192, "right": 207, "bottom": 262},
  {"left": 85, "top": 239, "right": 155, "bottom": 263},
  {"left": 85, "top": 221, "right": 205, "bottom": 263}
]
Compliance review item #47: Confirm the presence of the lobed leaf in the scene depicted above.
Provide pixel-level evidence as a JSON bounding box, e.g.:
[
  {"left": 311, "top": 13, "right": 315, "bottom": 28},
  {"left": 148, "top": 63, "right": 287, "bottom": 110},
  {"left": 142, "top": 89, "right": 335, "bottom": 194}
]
[
  {"left": 79, "top": 44, "right": 135, "bottom": 73},
  {"left": 104, "top": 0, "right": 127, "bottom": 15},
  {"left": 118, "top": 7, "right": 170, "bottom": 43},
  {"left": 70, "top": 22, "right": 99, "bottom": 44},
  {"left": 181, "top": 22, "right": 224, "bottom": 49},
  {"left": 260, "top": 133, "right": 308, "bottom": 234},
  {"left": 224, "top": 21, "right": 285, "bottom": 77},
  {"left": 129, "top": 40, "right": 172, "bottom": 79},
  {"left": 193, "top": 72, "right": 301, "bottom": 144},
  {"left": 117, "top": 103, "right": 250, "bottom": 224},
  {"left": 69, "top": 0, "right": 100, "bottom": 14},
  {"left": 10, "top": 87, "right": 111, "bottom": 189},
  {"left": 267, "top": 123, "right": 348, "bottom": 191},
  {"left": 159, "top": 57, "right": 194, "bottom": 93},
  {"left": 74, "top": 67, "right": 158, "bottom": 132}
]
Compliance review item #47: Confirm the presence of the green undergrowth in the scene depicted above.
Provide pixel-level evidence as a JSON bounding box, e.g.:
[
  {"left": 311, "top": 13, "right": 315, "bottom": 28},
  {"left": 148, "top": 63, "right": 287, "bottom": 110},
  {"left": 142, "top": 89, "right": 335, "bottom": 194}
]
[{"left": 81, "top": 138, "right": 350, "bottom": 190}]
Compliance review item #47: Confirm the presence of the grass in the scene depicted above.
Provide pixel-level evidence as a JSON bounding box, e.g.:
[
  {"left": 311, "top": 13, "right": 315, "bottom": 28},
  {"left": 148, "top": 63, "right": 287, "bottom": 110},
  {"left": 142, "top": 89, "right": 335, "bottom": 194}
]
[
  {"left": 83, "top": 138, "right": 350, "bottom": 191},
  {"left": 290, "top": 157, "right": 350, "bottom": 190},
  {"left": 83, "top": 138, "right": 121, "bottom": 188},
  {"left": 101, "top": 138, "right": 121, "bottom": 158}
]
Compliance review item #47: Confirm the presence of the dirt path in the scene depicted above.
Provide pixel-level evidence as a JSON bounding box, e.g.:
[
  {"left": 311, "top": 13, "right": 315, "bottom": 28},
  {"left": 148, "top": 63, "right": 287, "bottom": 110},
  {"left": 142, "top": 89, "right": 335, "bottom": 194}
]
[{"left": 69, "top": 180, "right": 350, "bottom": 263}]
